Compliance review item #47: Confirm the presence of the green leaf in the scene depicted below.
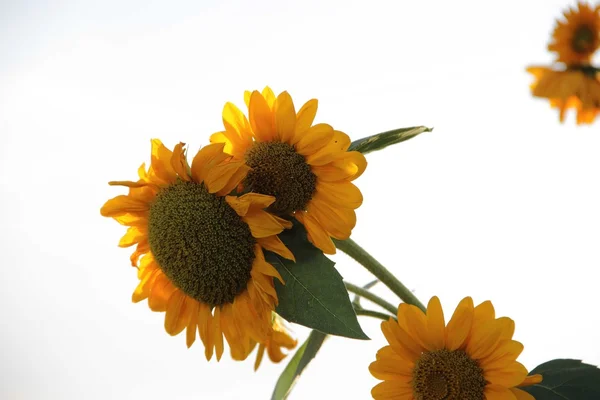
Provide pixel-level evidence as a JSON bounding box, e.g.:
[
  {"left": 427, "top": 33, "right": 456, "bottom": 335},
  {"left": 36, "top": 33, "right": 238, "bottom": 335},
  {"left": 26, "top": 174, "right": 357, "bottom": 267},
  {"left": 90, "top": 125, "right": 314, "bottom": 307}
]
[
  {"left": 520, "top": 359, "right": 600, "bottom": 400},
  {"left": 265, "top": 222, "right": 369, "bottom": 340},
  {"left": 271, "top": 330, "right": 328, "bottom": 400},
  {"left": 348, "top": 126, "right": 432, "bottom": 155}
]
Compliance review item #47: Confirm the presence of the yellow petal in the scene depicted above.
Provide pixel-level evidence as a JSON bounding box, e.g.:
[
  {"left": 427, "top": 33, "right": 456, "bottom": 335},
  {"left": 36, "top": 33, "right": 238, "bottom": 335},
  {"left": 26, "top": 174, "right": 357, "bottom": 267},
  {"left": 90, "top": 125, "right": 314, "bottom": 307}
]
[
  {"left": 314, "top": 181, "right": 363, "bottom": 209},
  {"left": 150, "top": 139, "right": 177, "bottom": 184},
  {"left": 426, "top": 296, "right": 446, "bottom": 350},
  {"left": 466, "top": 318, "right": 504, "bottom": 360},
  {"left": 256, "top": 235, "right": 295, "bottom": 261},
  {"left": 311, "top": 151, "right": 367, "bottom": 182},
  {"left": 222, "top": 101, "right": 253, "bottom": 145},
  {"left": 198, "top": 303, "right": 214, "bottom": 360},
  {"left": 225, "top": 195, "right": 251, "bottom": 216},
  {"left": 118, "top": 226, "right": 146, "bottom": 247},
  {"left": 164, "top": 292, "right": 191, "bottom": 336},
  {"left": 212, "top": 307, "right": 224, "bottom": 361},
  {"left": 484, "top": 384, "right": 518, "bottom": 400},
  {"left": 306, "top": 200, "right": 355, "bottom": 239},
  {"left": 275, "top": 91, "right": 296, "bottom": 143},
  {"left": 241, "top": 192, "right": 276, "bottom": 210},
  {"left": 485, "top": 361, "right": 529, "bottom": 387},
  {"left": 204, "top": 160, "right": 248, "bottom": 194},
  {"left": 368, "top": 346, "right": 413, "bottom": 380},
  {"left": 244, "top": 209, "right": 286, "bottom": 238},
  {"left": 249, "top": 91, "right": 276, "bottom": 142},
  {"left": 185, "top": 300, "right": 199, "bottom": 348},
  {"left": 295, "top": 123, "right": 334, "bottom": 156},
  {"left": 101, "top": 195, "right": 148, "bottom": 217},
  {"left": 296, "top": 211, "right": 336, "bottom": 254},
  {"left": 170, "top": 142, "right": 191, "bottom": 181},
  {"left": 305, "top": 130, "right": 352, "bottom": 166},
  {"left": 190, "top": 143, "right": 228, "bottom": 184},
  {"left": 445, "top": 296, "right": 474, "bottom": 350},
  {"left": 295, "top": 99, "right": 318, "bottom": 140},
  {"left": 510, "top": 388, "right": 535, "bottom": 400},
  {"left": 518, "top": 374, "right": 543, "bottom": 387},
  {"left": 148, "top": 275, "right": 177, "bottom": 312},
  {"left": 481, "top": 340, "right": 524, "bottom": 370},
  {"left": 261, "top": 86, "right": 276, "bottom": 109},
  {"left": 371, "top": 380, "right": 413, "bottom": 400},
  {"left": 216, "top": 163, "right": 250, "bottom": 196},
  {"left": 254, "top": 344, "right": 266, "bottom": 371}
]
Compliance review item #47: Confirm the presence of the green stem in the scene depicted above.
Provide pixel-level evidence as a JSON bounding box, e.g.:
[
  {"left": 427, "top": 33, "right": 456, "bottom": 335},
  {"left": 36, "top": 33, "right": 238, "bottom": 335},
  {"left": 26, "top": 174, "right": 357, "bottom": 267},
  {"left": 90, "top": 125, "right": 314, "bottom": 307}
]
[
  {"left": 344, "top": 281, "right": 398, "bottom": 315},
  {"left": 354, "top": 308, "right": 396, "bottom": 322},
  {"left": 334, "top": 238, "right": 426, "bottom": 312}
]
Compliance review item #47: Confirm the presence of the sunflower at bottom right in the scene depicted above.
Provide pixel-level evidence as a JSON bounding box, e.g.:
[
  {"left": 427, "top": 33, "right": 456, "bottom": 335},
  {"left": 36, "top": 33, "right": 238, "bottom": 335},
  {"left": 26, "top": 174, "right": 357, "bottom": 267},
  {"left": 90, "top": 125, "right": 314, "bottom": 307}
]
[{"left": 369, "top": 296, "right": 542, "bottom": 400}]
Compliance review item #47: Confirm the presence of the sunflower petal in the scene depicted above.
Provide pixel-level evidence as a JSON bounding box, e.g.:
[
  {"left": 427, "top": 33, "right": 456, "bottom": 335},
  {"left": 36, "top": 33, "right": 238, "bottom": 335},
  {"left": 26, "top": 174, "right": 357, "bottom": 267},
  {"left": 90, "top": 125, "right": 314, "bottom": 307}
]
[
  {"left": 249, "top": 91, "right": 276, "bottom": 142},
  {"left": 445, "top": 296, "right": 474, "bottom": 350},
  {"left": 275, "top": 91, "right": 296, "bottom": 143}
]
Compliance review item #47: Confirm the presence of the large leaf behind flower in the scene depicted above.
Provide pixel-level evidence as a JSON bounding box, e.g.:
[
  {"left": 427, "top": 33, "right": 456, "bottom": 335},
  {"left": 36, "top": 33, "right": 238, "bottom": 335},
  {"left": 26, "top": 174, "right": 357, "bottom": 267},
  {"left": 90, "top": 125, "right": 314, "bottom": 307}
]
[
  {"left": 349, "top": 126, "right": 432, "bottom": 155},
  {"left": 520, "top": 359, "right": 600, "bottom": 399},
  {"left": 265, "top": 222, "right": 368, "bottom": 340},
  {"left": 271, "top": 330, "right": 328, "bottom": 400}
]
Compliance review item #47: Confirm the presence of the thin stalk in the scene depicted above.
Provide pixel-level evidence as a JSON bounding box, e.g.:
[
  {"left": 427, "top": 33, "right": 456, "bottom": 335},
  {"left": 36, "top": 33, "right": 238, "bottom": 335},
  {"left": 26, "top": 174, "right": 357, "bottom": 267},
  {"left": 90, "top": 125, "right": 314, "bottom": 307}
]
[
  {"left": 334, "top": 238, "right": 426, "bottom": 312},
  {"left": 344, "top": 281, "right": 398, "bottom": 315},
  {"left": 354, "top": 308, "right": 396, "bottom": 322}
]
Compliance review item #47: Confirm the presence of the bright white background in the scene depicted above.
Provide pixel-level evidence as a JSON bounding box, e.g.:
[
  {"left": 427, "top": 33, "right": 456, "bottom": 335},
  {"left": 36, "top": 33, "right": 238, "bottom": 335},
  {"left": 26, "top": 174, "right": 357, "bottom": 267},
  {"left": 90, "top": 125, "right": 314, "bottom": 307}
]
[{"left": 2, "top": 0, "right": 599, "bottom": 398}]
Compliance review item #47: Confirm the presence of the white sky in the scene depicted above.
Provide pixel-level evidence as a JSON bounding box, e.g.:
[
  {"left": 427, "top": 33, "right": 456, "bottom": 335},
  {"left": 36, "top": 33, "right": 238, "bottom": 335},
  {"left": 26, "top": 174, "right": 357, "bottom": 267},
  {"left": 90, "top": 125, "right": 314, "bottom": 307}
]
[{"left": 2, "top": 0, "right": 600, "bottom": 399}]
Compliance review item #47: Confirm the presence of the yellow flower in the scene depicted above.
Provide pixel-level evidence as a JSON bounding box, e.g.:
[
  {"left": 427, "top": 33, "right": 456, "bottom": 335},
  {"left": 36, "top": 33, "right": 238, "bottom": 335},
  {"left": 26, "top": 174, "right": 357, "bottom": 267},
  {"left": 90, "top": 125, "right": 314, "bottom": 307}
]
[
  {"left": 100, "top": 139, "right": 296, "bottom": 362},
  {"left": 369, "top": 297, "right": 542, "bottom": 400},
  {"left": 527, "top": 66, "right": 600, "bottom": 124},
  {"left": 253, "top": 314, "right": 298, "bottom": 370},
  {"left": 548, "top": 2, "right": 600, "bottom": 65},
  {"left": 210, "top": 87, "right": 367, "bottom": 255}
]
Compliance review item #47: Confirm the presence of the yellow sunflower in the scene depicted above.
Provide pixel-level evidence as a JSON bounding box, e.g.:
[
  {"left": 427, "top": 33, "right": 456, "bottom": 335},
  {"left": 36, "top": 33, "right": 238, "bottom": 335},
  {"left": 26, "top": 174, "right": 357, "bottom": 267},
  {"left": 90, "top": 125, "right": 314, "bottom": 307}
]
[
  {"left": 253, "top": 314, "right": 298, "bottom": 371},
  {"left": 100, "top": 139, "right": 296, "bottom": 362},
  {"left": 369, "top": 297, "right": 543, "bottom": 400},
  {"left": 527, "top": 65, "right": 600, "bottom": 124},
  {"left": 548, "top": 2, "right": 600, "bottom": 65},
  {"left": 210, "top": 87, "right": 367, "bottom": 255}
]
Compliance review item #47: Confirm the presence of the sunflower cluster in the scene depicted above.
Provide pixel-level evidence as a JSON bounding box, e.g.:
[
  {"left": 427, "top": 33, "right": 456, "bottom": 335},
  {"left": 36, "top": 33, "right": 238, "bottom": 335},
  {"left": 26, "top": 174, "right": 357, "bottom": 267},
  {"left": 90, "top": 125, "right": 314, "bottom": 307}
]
[
  {"left": 101, "top": 88, "right": 547, "bottom": 399},
  {"left": 100, "top": 88, "right": 366, "bottom": 367},
  {"left": 527, "top": 2, "right": 600, "bottom": 124}
]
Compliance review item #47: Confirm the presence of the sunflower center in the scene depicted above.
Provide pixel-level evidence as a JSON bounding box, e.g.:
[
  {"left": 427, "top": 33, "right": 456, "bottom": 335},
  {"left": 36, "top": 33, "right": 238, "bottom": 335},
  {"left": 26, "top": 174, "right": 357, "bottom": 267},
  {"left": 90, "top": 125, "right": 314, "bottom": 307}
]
[
  {"left": 148, "top": 181, "right": 256, "bottom": 306},
  {"left": 572, "top": 25, "right": 596, "bottom": 54},
  {"left": 412, "top": 349, "right": 486, "bottom": 400},
  {"left": 244, "top": 142, "right": 317, "bottom": 215}
]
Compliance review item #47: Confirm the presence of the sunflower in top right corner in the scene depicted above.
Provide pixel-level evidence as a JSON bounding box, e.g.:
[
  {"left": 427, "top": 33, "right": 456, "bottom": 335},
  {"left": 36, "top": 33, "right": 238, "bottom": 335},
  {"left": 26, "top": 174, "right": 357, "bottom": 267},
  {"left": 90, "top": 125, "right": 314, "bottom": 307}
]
[{"left": 526, "top": 2, "right": 600, "bottom": 124}]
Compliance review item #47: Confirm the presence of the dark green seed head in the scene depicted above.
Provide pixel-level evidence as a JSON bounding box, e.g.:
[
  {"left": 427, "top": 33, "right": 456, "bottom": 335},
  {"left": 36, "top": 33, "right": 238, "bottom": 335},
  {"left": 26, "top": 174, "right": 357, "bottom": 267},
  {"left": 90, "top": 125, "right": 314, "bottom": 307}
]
[
  {"left": 244, "top": 142, "right": 317, "bottom": 215},
  {"left": 412, "top": 349, "right": 486, "bottom": 400},
  {"left": 572, "top": 25, "right": 596, "bottom": 54},
  {"left": 148, "top": 181, "right": 256, "bottom": 306}
]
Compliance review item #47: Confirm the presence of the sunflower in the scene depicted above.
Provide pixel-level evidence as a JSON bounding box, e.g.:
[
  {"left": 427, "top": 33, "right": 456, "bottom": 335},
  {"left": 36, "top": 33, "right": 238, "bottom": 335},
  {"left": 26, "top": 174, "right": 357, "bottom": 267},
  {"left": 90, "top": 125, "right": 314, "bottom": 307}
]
[
  {"left": 253, "top": 314, "right": 298, "bottom": 370},
  {"left": 369, "top": 297, "right": 543, "bottom": 400},
  {"left": 100, "top": 139, "right": 296, "bottom": 362},
  {"left": 527, "top": 65, "right": 600, "bottom": 124},
  {"left": 548, "top": 2, "right": 600, "bottom": 65},
  {"left": 210, "top": 87, "right": 367, "bottom": 255}
]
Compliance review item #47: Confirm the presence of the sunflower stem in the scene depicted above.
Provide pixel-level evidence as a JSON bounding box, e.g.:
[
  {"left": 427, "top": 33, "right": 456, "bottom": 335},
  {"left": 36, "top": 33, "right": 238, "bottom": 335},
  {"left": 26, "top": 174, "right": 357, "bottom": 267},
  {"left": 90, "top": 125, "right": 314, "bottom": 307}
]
[
  {"left": 334, "top": 238, "right": 426, "bottom": 312},
  {"left": 344, "top": 281, "right": 398, "bottom": 315},
  {"left": 354, "top": 308, "right": 396, "bottom": 322}
]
